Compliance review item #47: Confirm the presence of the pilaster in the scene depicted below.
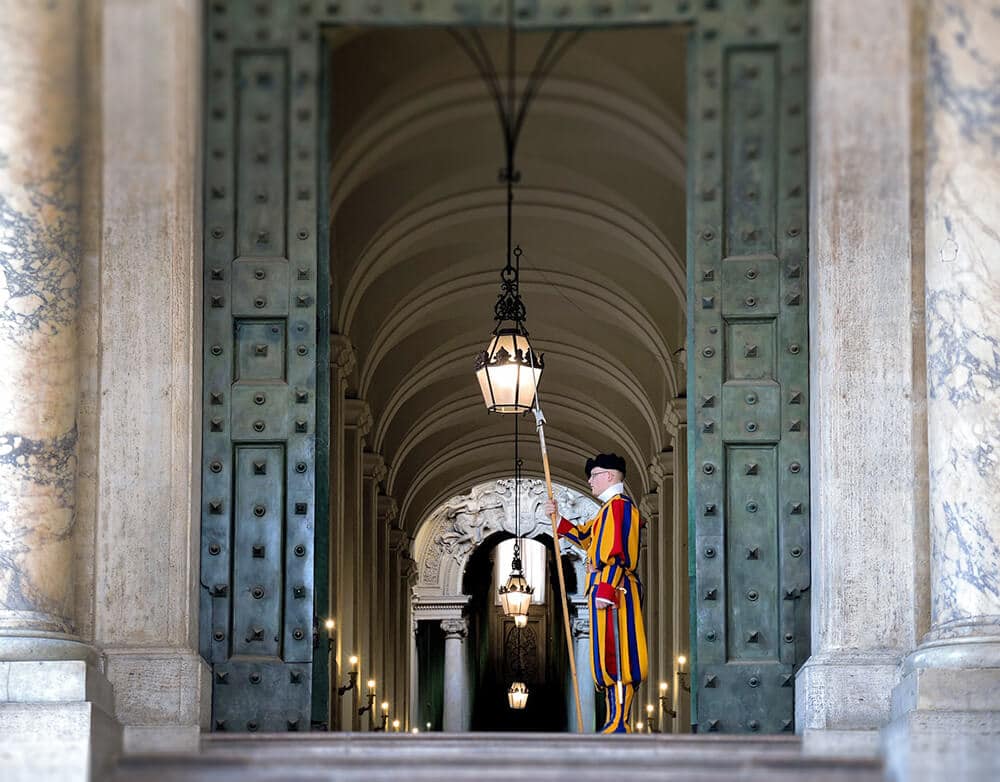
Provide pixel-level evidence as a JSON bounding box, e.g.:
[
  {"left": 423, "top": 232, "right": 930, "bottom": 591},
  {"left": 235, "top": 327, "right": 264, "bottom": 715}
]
[{"left": 799, "top": 0, "right": 925, "bottom": 757}]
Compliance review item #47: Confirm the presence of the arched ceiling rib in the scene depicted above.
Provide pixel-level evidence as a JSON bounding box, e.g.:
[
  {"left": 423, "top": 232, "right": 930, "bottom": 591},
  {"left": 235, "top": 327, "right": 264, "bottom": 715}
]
[
  {"left": 337, "top": 187, "right": 685, "bottom": 335},
  {"left": 328, "top": 75, "right": 686, "bottom": 217},
  {"left": 328, "top": 25, "right": 688, "bottom": 534}
]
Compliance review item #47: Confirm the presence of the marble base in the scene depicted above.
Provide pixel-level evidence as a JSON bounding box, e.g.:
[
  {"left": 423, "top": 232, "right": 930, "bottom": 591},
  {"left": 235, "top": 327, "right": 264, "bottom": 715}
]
[
  {"left": 104, "top": 648, "right": 210, "bottom": 753},
  {"left": 0, "top": 660, "right": 121, "bottom": 782},
  {"left": 795, "top": 650, "right": 902, "bottom": 757},
  {"left": 884, "top": 641, "right": 1000, "bottom": 782}
]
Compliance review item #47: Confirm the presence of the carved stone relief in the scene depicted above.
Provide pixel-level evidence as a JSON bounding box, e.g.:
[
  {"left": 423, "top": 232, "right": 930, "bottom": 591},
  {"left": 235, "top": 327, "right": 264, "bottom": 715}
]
[{"left": 414, "top": 479, "right": 598, "bottom": 599}]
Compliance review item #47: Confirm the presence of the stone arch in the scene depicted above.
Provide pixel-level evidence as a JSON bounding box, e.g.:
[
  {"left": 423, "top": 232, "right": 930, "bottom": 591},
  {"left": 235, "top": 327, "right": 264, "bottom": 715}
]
[{"left": 412, "top": 478, "right": 598, "bottom": 604}]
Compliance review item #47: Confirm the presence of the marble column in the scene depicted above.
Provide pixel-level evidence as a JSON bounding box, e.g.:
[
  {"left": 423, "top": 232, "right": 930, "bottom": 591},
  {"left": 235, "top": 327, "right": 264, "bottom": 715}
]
[
  {"left": 441, "top": 616, "right": 469, "bottom": 731},
  {"left": 886, "top": 4, "right": 1000, "bottom": 780},
  {"left": 0, "top": 0, "right": 84, "bottom": 658},
  {"left": 329, "top": 335, "right": 355, "bottom": 731},
  {"left": 797, "top": 0, "right": 926, "bottom": 757},
  {"left": 0, "top": 2, "right": 120, "bottom": 778},
  {"left": 570, "top": 612, "right": 596, "bottom": 733},
  {"left": 669, "top": 401, "right": 690, "bottom": 732},
  {"left": 342, "top": 397, "right": 371, "bottom": 731}
]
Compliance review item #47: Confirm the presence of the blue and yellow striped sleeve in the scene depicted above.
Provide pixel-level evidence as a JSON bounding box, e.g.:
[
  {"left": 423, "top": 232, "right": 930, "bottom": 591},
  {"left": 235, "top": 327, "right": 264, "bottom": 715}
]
[{"left": 556, "top": 513, "right": 596, "bottom": 549}]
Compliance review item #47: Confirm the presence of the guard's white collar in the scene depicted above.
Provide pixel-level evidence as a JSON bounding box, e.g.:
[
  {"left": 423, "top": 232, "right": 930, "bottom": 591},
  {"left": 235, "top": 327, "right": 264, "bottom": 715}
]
[{"left": 598, "top": 482, "right": 624, "bottom": 504}]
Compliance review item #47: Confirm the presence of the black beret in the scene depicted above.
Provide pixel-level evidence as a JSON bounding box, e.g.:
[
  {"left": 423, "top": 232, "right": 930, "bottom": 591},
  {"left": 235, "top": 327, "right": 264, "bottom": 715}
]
[{"left": 584, "top": 452, "right": 627, "bottom": 478}]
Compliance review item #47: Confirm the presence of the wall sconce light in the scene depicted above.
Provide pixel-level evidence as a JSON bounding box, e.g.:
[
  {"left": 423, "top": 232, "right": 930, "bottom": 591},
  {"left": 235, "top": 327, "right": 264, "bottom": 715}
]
[
  {"left": 645, "top": 703, "right": 657, "bottom": 733},
  {"left": 635, "top": 720, "right": 645, "bottom": 732},
  {"left": 376, "top": 700, "right": 390, "bottom": 731},
  {"left": 358, "top": 678, "right": 376, "bottom": 726},
  {"left": 659, "top": 681, "right": 676, "bottom": 723},
  {"left": 677, "top": 655, "right": 690, "bottom": 693},
  {"left": 324, "top": 617, "right": 336, "bottom": 652},
  {"left": 392, "top": 719, "right": 401, "bottom": 732},
  {"left": 338, "top": 654, "right": 358, "bottom": 696}
]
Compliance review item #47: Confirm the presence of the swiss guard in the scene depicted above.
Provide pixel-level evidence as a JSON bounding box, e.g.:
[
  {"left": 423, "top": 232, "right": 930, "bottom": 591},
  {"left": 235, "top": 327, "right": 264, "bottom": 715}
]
[{"left": 545, "top": 452, "right": 648, "bottom": 733}]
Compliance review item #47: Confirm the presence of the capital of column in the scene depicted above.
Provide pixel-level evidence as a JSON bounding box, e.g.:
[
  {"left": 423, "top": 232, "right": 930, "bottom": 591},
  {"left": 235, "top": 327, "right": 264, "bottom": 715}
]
[
  {"left": 640, "top": 492, "right": 659, "bottom": 522},
  {"left": 330, "top": 334, "right": 356, "bottom": 384},
  {"left": 648, "top": 449, "right": 675, "bottom": 485},
  {"left": 403, "top": 555, "right": 419, "bottom": 587},
  {"left": 440, "top": 617, "right": 468, "bottom": 639},
  {"left": 344, "top": 398, "right": 373, "bottom": 438},
  {"left": 362, "top": 451, "right": 386, "bottom": 483},
  {"left": 662, "top": 397, "right": 687, "bottom": 442},
  {"left": 379, "top": 496, "right": 399, "bottom": 526},
  {"left": 571, "top": 617, "right": 590, "bottom": 640},
  {"left": 388, "top": 524, "right": 409, "bottom": 555}
]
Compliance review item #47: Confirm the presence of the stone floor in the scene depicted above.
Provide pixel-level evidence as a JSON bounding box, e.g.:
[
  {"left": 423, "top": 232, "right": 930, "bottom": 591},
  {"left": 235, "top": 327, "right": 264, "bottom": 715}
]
[{"left": 111, "top": 733, "right": 884, "bottom": 781}]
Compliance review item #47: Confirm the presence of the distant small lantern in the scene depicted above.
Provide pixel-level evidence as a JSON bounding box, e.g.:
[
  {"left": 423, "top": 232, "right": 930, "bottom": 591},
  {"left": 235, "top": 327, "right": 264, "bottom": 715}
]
[{"left": 508, "top": 681, "right": 529, "bottom": 710}]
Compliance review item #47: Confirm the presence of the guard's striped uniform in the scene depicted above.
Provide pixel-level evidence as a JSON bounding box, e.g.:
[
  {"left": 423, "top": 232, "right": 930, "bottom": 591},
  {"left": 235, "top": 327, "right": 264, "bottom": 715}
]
[{"left": 558, "top": 493, "right": 648, "bottom": 733}]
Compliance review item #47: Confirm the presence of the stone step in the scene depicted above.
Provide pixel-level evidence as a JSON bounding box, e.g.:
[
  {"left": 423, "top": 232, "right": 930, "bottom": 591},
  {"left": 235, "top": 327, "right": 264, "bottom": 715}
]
[{"left": 112, "top": 733, "right": 884, "bottom": 782}]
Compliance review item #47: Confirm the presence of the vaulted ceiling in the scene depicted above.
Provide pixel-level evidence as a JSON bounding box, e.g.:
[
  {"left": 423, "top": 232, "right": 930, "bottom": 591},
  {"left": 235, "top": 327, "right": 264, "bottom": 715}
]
[{"left": 327, "top": 25, "right": 687, "bottom": 533}]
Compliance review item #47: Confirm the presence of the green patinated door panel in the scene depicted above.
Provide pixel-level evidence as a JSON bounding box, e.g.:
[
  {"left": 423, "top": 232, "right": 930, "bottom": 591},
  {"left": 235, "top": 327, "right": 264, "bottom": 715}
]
[
  {"left": 200, "top": 0, "right": 809, "bottom": 735},
  {"left": 686, "top": 2, "right": 811, "bottom": 734},
  {"left": 200, "top": 2, "right": 325, "bottom": 732}
]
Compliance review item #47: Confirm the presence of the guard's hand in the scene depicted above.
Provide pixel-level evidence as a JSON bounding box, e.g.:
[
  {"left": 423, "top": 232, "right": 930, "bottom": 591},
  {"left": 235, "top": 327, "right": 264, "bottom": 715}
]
[{"left": 544, "top": 498, "right": 559, "bottom": 518}]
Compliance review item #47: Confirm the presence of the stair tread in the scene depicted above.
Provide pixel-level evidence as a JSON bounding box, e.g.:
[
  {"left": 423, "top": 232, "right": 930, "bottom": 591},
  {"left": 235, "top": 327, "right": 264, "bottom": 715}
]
[{"left": 112, "top": 733, "right": 883, "bottom": 782}]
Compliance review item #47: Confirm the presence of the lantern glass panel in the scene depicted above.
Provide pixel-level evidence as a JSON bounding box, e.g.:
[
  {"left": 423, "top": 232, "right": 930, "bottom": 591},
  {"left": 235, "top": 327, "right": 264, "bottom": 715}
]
[{"left": 475, "top": 329, "right": 542, "bottom": 413}]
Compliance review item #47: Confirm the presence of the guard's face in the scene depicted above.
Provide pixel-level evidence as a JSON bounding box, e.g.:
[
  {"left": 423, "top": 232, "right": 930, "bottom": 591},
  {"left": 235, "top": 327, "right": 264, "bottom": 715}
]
[{"left": 586, "top": 468, "right": 620, "bottom": 497}]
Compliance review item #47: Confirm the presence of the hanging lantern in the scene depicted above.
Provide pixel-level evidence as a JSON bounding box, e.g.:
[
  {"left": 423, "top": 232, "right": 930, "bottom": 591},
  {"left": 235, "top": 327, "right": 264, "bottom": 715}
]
[
  {"left": 508, "top": 681, "right": 529, "bottom": 710},
  {"left": 475, "top": 325, "right": 544, "bottom": 414},
  {"left": 498, "top": 559, "right": 533, "bottom": 622}
]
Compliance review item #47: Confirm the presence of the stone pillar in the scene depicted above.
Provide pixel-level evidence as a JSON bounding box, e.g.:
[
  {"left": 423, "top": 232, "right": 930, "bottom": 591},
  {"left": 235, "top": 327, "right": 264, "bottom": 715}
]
[
  {"left": 649, "top": 450, "right": 675, "bottom": 731},
  {"left": 403, "top": 556, "right": 418, "bottom": 730},
  {"left": 377, "top": 496, "right": 397, "bottom": 712},
  {"left": 362, "top": 452, "right": 385, "bottom": 693},
  {"left": 328, "top": 335, "right": 355, "bottom": 731},
  {"left": 669, "top": 400, "right": 690, "bottom": 732},
  {"left": 798, "top": 0, "right": 926, "bottom": 756},
  {"left": 570, "top": 613, "right": 596, "bottom": 733},
  {"left": 886, "top": 5, "right": 1000, "bottom": 780},
  {"left": 638, "top": 491, "right": 658, "bottom": 716},
  {"left": 0, "top": 3, "right": 120, "bottom": 777},
  {"left": 341, "top": 398, "right": 371, "bottom": 731},
  {"left": 441, "top": 617, "right": 469, "bottom": 731},
  {"left": 409, "top": 616, "right": 420, "bottom": 731}
]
